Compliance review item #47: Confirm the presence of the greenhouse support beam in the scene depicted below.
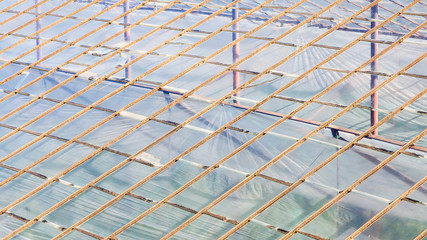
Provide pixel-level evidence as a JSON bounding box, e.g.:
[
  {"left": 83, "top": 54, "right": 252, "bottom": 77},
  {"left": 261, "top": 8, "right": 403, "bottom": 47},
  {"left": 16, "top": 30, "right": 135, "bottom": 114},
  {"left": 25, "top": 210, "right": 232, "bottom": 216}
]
[
  {"left": 222, "top": 52, "right": 427, "bottom": 240},
  {"left": 347, "top": 175, "right": 427, "bottom": 239},
  {"left": 0, "top": 0, "right": 258, "bottom": 237},
  {"left": 232, "top": 3, "right": 240, "bottom": 104},
  {"left": 38, "top": 0, "right": 346, "bottom": 238},
  {"left": 0, "top": 161, "right": 324, "bottom": 240},
  {"left": 370, "top": 1, "right": 378, "bottom": 136},
  {"left": 35, "top": 0, "right": 42, "bottom": 61},
  {"left": 0, "top": 0, "right": 50, "bottom": 27},
  {"left": 0, "top": 0, "right": 301, "bottom": 199},
  {"left": 107, "top": 0, "right": 404, "bottom": 238},
  {"left": 152, "top": 0, "right": 427, "bottom": 39},
  {"left": 174, "top": 6, "right": 426, "bottom": 238},
  {"left": 1, "top": 84, "right": 425, "bottom": 161},
  {"left": 0, "top": 0, "right": 87, "bottom": 54},
  {"left": 0, "top": 0, "right": 27, "bottom": 15},
  {"left": 4, "top": 211, "right": 104, "bottom": 240},
  {"left": 0, "top": 118, "right": 423, "bottom": 213},
  {"left": 98, "top": 2, "right": 427, "bottom": 40},
  {"left": 0, "top": 0, "right": 169, "bottom": 126},
  {"left": 414, "top": 228, "right": 427, "bottom": 240},
  {"left": 124, "top": 0, "right": 131, "bottom": 79},
  {"left": 3, "top": 56, "right": 427, "bottom": 154},
  {"left": 6, "top": 10, "right": 427, "bottom": 51},
  {"left": 124, "top": 0, "right": 130, "bottom": 42},
  {"left": 281, "top": 108, "right": 427, "bottom": 239}
]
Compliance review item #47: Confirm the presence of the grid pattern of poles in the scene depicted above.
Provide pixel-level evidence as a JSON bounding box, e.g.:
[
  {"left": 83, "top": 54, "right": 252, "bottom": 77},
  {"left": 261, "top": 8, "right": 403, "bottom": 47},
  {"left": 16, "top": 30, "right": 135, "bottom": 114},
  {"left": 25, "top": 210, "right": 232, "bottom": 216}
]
[{"left": 0, "top": 0, "right": 426, "bottom": 239}]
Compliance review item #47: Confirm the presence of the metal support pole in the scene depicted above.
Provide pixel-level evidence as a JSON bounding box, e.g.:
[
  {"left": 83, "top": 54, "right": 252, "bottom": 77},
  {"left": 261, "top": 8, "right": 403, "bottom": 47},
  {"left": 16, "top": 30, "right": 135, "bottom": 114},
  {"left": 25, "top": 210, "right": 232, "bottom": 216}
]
[
  {"left": 35, "top": 0, "right": 42, "bottom": 61},
  {"left": 232, "top": 3, "right": 240, "bottom": 104},
  {"left": 124, "top": 0, "right": 131, "bottom": 80},
  {"left": 370, "top": 1, "right": 378, "bottom": 135}
]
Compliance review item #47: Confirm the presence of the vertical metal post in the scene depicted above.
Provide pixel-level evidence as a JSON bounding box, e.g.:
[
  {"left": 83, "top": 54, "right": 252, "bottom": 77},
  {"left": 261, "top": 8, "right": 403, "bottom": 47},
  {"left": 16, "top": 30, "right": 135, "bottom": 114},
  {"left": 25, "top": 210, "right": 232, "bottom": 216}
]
[
  {"left": 35, "top": 0, "right": 42, "bottom": 61},
  {"left": 370, "top": 1, "right": 378, "bottom": 136},
  {"left": 232, "top": 3, "right": 240, "bottom": 104},
  {"left": 124, "top": 0, "right": 131, "bottom": 80}
]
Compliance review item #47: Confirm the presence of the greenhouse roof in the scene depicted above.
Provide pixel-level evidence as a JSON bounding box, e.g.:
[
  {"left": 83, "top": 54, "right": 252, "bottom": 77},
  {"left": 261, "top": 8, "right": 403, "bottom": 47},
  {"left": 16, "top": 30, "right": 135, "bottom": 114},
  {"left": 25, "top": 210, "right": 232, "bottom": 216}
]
[{"left": 0, "top": 0, "right": 426, "bottom": 239}]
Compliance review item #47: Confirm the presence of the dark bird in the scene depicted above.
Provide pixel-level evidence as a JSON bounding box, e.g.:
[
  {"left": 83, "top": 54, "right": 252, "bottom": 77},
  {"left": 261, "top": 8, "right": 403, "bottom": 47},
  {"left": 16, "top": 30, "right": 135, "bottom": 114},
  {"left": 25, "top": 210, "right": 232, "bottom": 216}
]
[{"left": 331, "top": 128, "right": 347, "bottom": 141}]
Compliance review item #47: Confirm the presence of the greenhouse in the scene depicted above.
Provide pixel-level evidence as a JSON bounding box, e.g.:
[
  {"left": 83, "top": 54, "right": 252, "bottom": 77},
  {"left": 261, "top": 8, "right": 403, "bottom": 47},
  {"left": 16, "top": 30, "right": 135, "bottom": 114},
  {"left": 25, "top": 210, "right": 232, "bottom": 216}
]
[{"left": 0, "top": 0, "right": 426, "bottom": 239}]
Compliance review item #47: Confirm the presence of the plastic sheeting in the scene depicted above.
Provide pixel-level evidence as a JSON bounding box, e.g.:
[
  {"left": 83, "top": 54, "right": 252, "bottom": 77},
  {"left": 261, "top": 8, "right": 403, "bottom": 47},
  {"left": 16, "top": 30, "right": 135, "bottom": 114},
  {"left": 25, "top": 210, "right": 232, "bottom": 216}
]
[{"left": 0, "top": 0, "right": 426, "bottom": 239}]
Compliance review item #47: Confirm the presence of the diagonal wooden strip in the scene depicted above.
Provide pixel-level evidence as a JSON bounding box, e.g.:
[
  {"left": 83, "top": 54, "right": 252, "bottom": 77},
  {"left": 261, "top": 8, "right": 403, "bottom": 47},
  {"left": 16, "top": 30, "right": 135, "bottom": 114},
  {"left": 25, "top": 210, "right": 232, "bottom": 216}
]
[
  {"left": 114, "top": 0, "right": 427, "bottom": 238},
  {"left": 162, "top": 12, "right": 427, "bottom": 240},
  {"left": 346, "top": 175, "right": 427, "bottom": 239},
  {"left": 0, "top": 0, "right": 422, "bottom": 238},
  {"left": 0, "top": 157, "right": 324, "bottom": 240},
  {"left": 0, "top": 0, "right": 219, "bottom": 194},
  {"left": 0, "top": 0, "right": 262, "bottom": 238},
  {"left": 0, "top": 0, "right": 142, "bottom": 87},
  {"left": 0, "top": 0, "right": 248, "bottom": 150},
  {"left": 221, "top": 56, "right": 427, "bottom": 240},
  {"left": 280, "top": 90, "right": 427, "bottom": 239},
  {"left": 414, "top": 227, "right": 427, "bottom": 240},
  {"left": 2, "top": 85, "right": 423, "bottom": 194},
  {"left": 0, "top": 0, "right": 280, "bottom": 216},
  {"left": 219, "top": 54, "right": 426, "bottom": 240},
  {"left": 0, "top": 0, "right": 185, "bottom": 168},
  {"left": 0, "top": 1, "right": 323, "bottom": 239},
  {"left": 0, "top": 0, "right": 48, "bottom": 25},
  {"left": 0, "top": 0, "right": 304, "bottom": 208},
  {"left": 0, "top": 0, "right": 250, "bottom": 193},
  {"left": 0, "top": 0, "right": 103, "bottom": 56},
  {"left": 100, "top": 0, "right": 419, "bottom": 239},
  {"left": 4, "top": 211, "right": 104, "bottom": 239}
]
